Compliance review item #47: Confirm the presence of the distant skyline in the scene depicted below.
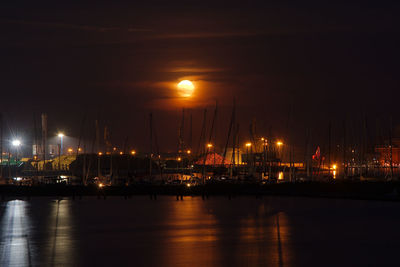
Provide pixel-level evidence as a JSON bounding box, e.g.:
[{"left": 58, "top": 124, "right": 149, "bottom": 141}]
[{"left": 1, "top": 2, "right": 399, "bottom": 153}]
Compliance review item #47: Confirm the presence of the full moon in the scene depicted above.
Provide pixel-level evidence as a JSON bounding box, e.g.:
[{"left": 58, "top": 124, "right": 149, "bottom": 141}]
[{"left": 177, "top": 80, "right": 195, "bottom": 97}]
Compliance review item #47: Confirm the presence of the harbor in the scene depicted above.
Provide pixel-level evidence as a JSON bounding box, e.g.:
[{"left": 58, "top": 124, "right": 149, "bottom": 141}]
[{"left": 1, "top": 2, "right": 400, "bottom": 266}]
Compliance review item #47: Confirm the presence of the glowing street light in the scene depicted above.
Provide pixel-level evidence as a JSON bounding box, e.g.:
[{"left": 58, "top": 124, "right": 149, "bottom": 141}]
[
  {"left": 12, "top": 139, "right": 21, "bottom": 163},
  {"left": 57, "top": 133, "right": 64, "bottom": 156},
  {"left": 12, "top": 140, "right": 21, "bottom": 147},
  {"left": 207, "top": 143, "right": 213, "bottom": 148},
  {"left": 276, "top": 141, "right": 283, "bottom": 147},
  {"left": 187, "top": 150, "right": 191, "bottom": 154},
  {"left": 245, "top": 142, "right": 252, "bottom": 172},
  {"left": 130, "top": 150, "right": 136, "bottom": 155}
]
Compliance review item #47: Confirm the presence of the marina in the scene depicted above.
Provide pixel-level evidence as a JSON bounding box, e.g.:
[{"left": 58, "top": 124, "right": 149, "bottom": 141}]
[{"left": 1, "top": 1, "right": 399, "bottom": 266}]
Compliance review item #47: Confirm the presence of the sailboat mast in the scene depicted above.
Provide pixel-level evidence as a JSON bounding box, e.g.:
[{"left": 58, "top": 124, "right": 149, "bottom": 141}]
[
  {"left": 343, "top": 120, "right": 347, "bottom": 179},
  {"left": 149, "top": 112, "right": 153, "bottom": 179},
  {"left": 96, "top": 120, "right": 101, "bottom": 178},
  {"left": 389, "top": 117, "right": 393, "bottom": 179},
  {"left": 0, "top": 113, "right": 2, "bottom": 179},
  {"left": 328, "top": 121, "right": 331, "bottom": 176},
  {"left": 189, "top": 111, "right": 192, "bottom": 151}
]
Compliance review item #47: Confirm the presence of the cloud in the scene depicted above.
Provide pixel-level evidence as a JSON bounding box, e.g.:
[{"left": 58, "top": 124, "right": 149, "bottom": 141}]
[{"left": 1, "top": 19, "right": 150, "bottom": 33}]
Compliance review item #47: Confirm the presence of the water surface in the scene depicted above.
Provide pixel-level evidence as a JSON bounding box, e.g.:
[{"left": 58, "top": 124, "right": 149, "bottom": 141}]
[{"left": 1, "top": 196, "right": 400, "bottom": 266}]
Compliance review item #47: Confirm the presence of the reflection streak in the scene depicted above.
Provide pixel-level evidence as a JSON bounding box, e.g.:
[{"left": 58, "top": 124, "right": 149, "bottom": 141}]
[
  {"left": 46, "top": 199, "right": 75, "bottom": 267},
  {"left": 162, "top": 198, "right": 219, "bottom": 266},
  {"left": 0, "top": 200, "right": 32, "bottom": 267}
]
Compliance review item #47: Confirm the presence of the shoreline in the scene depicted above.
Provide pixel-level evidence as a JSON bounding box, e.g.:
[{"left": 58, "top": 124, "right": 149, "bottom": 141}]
[{"left": 1, "top": 181, "right": 400, "bottom": 202}]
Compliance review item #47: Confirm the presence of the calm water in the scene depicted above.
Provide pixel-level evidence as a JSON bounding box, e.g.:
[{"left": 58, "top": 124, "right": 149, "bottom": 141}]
[{"left": 1, "top": 196, "right": 400, "bottom": 266}]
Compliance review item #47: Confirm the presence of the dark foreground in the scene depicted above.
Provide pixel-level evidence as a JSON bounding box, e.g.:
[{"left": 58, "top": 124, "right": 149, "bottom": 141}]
[{"left": 1, "top": 196, "right": 400, "bottom": 266}]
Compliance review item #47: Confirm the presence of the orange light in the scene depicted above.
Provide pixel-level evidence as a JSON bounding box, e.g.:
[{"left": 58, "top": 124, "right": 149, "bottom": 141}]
[
  {"left": 113, "top": 147, "right": 117, "bottom": 151},
  {"left": 131, "top": 150, "right": 136, "bottom": 155},
  {"left": 177, "top": 80, "right": 195, "bottom": 97},
  {"left": 177, "top": 157, "right": 182, "bottom": 161},
  {"left": 98, "top": 152, "right": 103, "bottom": 156},
  {"left": 187, "top": 150, "right": 191, "bottom": 154},
  {"left": 78, "top": 148, "right": 82, "bottom": 152},
  {"left": 245, "top": 142, "right": 251, "bottom": 147},
  {"left": 207, "top": 143, "right": 213, "bottom": 148},
  {"left": 276, "top": 141, "right": 283, "bottom": 146},
  {"left": 119, "top": 152, "right": 123, "bottom": 155},
  {"left": 67, "top": 148, "right": 73, "bottom": 153}
]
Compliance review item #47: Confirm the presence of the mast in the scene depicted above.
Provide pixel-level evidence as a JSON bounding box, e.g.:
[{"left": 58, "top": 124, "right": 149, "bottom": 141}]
[
  {"left": 363, "top": 115, "right": 368, "bottom": 176},
  {"left": 208, "top": 101, "right": 218, "bottom": 168},
  {"left": 153, "top": 117, "right": 163, "bottom": 181},
  {"left": 189, "top": 111, "right": 193, "bottom": 177},
  {"left": 198, "top": 109, "right": 207, "bottom": 155},
  {"left": 85, "top": 122, "right": 97, "bottom": 184},
  {"left": 179, "top": 108, "right": 185, "bottom": 152},
  {"left": 199, "top": 109, "right": 207, "bottom": 183},
  {"left": 149, "top": 112, "right": 153, "bottom": 179},
  {"left": 328, "top": 121, "right": 331, "bottom": 177},
  {"left": 305, "top": 127, "right": 310, "bottom": 178},
  {"left": 179, "top": 109, "right": 185, "bottom": 181},
  {"left": 223, "top": 98, "right": 235, "bottom": 177},
  {"left": 96, "top": 120, "right": 101, "bottom": 178},
  {"left": 0, "top": 113, "right": 3, "bottom": 179},
  {"left": 76, "top": 112, "right": 86, "bottom": 184},
  {"left": 343, "top": 119, "right": 347, "bottom": 179},
  {"left": 389, "top": 116, "right": 393, "bottom": 179},
  {"left": 189, "top": 111, "right": 193, "bottom": 151},
  {"left": 33, "top": 113, "right": 39, "bottom": 176},
  {"left": 41, "top": 113, "right": 47, "bottom": 170}
]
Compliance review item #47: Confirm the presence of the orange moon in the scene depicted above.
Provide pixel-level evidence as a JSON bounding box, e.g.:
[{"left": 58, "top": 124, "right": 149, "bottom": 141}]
[{"left": 177, "top": 80, "right": 195, "bottom": 97}]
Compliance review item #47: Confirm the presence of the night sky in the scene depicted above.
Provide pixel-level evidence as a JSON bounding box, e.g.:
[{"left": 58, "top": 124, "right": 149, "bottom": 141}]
[{"left": 1, "top": 2, "right": 399, "bottom": 155}]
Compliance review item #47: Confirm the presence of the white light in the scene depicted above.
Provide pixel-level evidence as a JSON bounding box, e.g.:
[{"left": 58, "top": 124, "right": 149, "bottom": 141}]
[
  {"left": 12, "top": 140, "right": 21, "bottom": 147},
  {"left": 58, "top": 133, "right": 64, "bottom": 137}
]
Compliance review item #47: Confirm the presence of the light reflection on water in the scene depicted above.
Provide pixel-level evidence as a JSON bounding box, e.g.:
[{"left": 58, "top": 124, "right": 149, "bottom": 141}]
[
  {"left": 160, "top": 197, "right": 293, "bottom": 266},
  {"left": 46, "top": 199, "right": 75, "bottom": 266},
  {"left": 161, "top": 198, "right": 220, "bottom": 266},
  {"left": 0, "top": 200, "right": 32, "bottom": 267},
  {"left": 1, "top": 196, "right": 400, "bottom": 266}
]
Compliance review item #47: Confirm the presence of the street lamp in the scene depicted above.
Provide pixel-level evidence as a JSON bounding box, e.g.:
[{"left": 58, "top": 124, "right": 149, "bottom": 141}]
[
  {"left": 245, "top": 142, "right": 251, "bottom": 158},
  {"left": 57, "top": 133, "right": 64, "bottom": 155},
  {"left": 245, "top": 142, "right": 252, "bottom": 175},
  {"left": 12, "top": 139, "right": 21, "bottom": 162},
  {"left": 57, "top": 133, "right": 64, "bottom": 170},
  {"left": 12, "top": 140, "right": 21, "bottom": 147}
]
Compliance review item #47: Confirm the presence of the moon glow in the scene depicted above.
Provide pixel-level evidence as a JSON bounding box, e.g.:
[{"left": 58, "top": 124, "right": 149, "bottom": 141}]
[{"left": 177, "top": 80, "right": 195, "bottom": 97}]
